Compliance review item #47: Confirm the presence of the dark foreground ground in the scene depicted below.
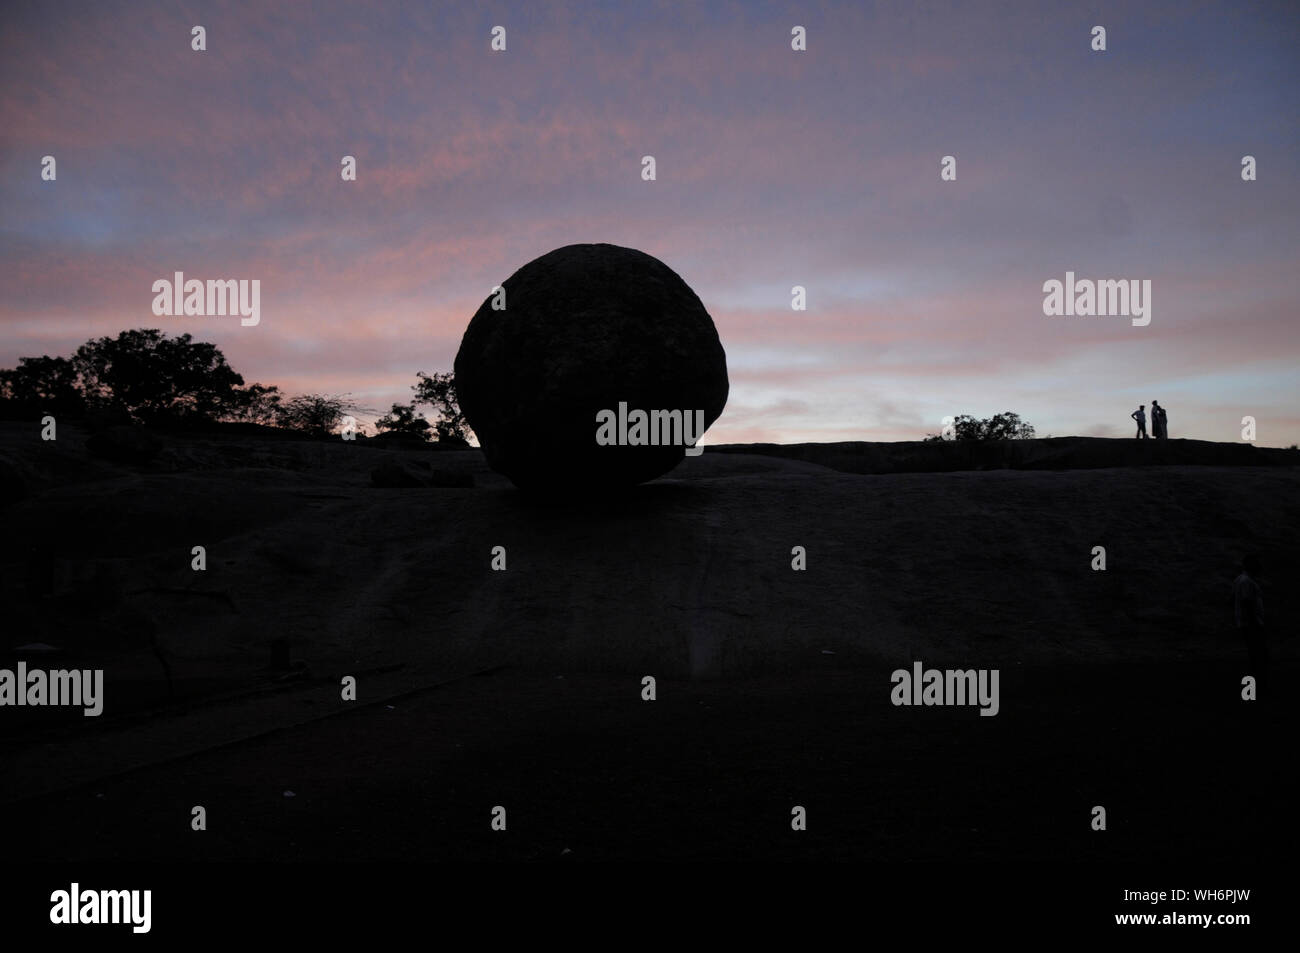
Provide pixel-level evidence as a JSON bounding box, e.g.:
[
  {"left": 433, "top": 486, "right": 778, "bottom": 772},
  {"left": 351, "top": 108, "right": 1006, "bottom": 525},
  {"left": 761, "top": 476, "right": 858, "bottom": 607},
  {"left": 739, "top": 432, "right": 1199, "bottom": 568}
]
[
  {"left": 6, "top": 659, "right": 1292, "bottom": 863},
  {"left": 2, "top": 423, "right": 1296, "bottom": 864}
]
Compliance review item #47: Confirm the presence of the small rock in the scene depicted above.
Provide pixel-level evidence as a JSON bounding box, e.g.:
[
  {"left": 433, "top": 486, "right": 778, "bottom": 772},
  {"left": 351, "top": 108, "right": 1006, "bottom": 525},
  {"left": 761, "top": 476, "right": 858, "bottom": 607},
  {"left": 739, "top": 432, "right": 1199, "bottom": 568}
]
[
  {"left": 14, "top": 642, "right": 61, "bottom": 653},
  {"left": 370, "top": 460, "right": 473, "bottom": 488},
  {"left": 369, "top": 431, "right": 430, "bottom": 449},
  {"left": 426, "top": 468, "right": 474, "bottom": 488}
]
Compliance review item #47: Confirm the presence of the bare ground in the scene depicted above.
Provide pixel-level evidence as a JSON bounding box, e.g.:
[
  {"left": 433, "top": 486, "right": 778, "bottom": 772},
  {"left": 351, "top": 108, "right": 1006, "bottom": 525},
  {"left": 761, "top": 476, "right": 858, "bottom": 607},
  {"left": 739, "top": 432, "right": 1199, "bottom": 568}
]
[{"left": 1, "top": 423, "right": 1295, "bottom": 861}]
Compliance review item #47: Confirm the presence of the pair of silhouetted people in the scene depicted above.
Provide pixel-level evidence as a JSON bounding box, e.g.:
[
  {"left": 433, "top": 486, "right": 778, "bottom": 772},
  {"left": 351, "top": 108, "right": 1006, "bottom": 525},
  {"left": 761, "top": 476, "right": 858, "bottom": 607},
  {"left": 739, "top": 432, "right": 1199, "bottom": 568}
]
[
  {"left": 1233, "top": 555, "right": 1267, "bottom": 691},
  {"left": 1130, "top": 402, "right": 1169, "bottom": 439}
]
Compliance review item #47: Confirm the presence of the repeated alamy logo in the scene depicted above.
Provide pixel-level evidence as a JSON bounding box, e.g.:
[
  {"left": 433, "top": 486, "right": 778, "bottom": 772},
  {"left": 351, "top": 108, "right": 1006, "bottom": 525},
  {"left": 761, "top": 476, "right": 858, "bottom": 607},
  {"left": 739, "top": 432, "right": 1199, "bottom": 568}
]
[
  {"left": 0, "top": 663, "right": 103, "bottom": 716},
  {"left": 595, "top": 402, "right": 705, "bottom": 456},
  {"left": 891, "top": 661, "right": 1000, "bottom": 716},
  {"left": 152, "top": 271, "right": 260, "bottom": 326},
  {"left": 1042, "top": 271, "right": 1150, "bottom": 326},
  {"left": 50, "top": 883, "right": 151, "bottom": 933}
]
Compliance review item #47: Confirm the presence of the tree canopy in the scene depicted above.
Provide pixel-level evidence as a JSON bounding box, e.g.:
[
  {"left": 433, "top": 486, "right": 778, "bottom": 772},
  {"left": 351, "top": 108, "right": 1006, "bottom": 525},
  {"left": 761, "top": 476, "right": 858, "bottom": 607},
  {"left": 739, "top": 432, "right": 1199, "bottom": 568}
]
[
  {"left": 1, "top": 329, "right": 467, "bottom": 444},
  {"left": 925, "top": 412, "right": 1036, "bottom": 442}
]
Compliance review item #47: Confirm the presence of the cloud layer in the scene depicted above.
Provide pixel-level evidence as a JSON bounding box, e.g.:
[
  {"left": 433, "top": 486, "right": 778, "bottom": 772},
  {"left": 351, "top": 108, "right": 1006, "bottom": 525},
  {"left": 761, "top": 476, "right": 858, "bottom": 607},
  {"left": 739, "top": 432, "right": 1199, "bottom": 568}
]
[{"left": 2, "top": 0, "right": 1297, "bottom": 444}]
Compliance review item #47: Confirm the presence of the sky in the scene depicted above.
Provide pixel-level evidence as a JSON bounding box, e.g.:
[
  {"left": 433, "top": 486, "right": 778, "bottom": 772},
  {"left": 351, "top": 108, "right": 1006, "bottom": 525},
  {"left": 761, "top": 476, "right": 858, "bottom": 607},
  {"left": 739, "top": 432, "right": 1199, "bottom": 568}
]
[{"left": 2, "top": 0, "right": 1297, "bottom": 445}]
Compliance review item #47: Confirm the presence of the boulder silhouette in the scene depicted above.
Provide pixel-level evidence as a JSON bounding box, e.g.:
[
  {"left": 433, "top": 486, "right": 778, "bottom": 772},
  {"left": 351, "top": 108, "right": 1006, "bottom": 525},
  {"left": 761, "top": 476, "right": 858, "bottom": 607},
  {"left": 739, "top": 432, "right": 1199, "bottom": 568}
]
[{"left": 454, "top": 243, "right": 728, "bottom": 490}]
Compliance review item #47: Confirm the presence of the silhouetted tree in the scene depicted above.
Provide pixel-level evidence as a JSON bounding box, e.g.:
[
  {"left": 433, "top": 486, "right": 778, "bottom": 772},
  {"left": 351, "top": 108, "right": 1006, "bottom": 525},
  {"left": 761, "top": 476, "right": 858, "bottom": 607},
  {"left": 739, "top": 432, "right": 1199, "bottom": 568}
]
[
  {"left": 925, "top": 412, "right": 1036, "bottom": 442},
  {"left": 2, "top": 330, "right": 283, "bottom": 426},
  {"left": 70, "top": 329, "right": 247, "bottom": 425},
  {"left": 277, "top": 394, "right": 357, "bottom": 437},
  {"left": 375, "top": 401, "right": 432, "bottom": 440},
  {"left": 0, "top": 355, "right": 83, "bottom": 418},
  {"left": 412, "top": 371, "right": 472, "bottom": 444},
  {"left": 222, "top": 383, "right": 284, "bottom": 426}
]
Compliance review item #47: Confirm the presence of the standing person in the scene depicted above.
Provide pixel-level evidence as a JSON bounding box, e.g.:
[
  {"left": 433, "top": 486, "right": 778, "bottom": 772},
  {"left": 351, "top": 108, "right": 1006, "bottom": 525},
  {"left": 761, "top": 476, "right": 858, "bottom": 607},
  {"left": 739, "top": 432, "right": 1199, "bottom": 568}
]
[
  {"left": 1233, "top": 555, "right": 1267, "bottom": 692},
  {"left": 1130, "top": 404, "right": 1147, "bottom": 439},
  {"left": 1151, "top": 400, "right": 1167, "bottom": 439}
]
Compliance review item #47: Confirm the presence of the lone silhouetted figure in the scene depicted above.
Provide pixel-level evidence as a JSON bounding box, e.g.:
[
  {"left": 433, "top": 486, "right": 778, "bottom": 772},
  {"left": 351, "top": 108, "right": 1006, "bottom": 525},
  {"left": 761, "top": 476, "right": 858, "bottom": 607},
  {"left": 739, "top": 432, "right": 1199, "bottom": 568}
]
[
  {"left": 1130, "top": 405, "right": 1147, "bottom": 439},
  {"left": 1234, "top": 555, "right": 1266, "bottom": 692},
  {"left": 1151, "top": 400, "right": 1168, "bottom": 439}
]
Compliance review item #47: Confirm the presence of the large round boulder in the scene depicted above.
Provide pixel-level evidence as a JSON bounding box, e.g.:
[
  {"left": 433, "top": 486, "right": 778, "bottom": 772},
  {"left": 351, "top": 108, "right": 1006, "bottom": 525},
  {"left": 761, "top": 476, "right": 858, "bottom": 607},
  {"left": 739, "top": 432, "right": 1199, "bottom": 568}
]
[{"left": 454, "top": 244, "right": 728, "bottom": 491}]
